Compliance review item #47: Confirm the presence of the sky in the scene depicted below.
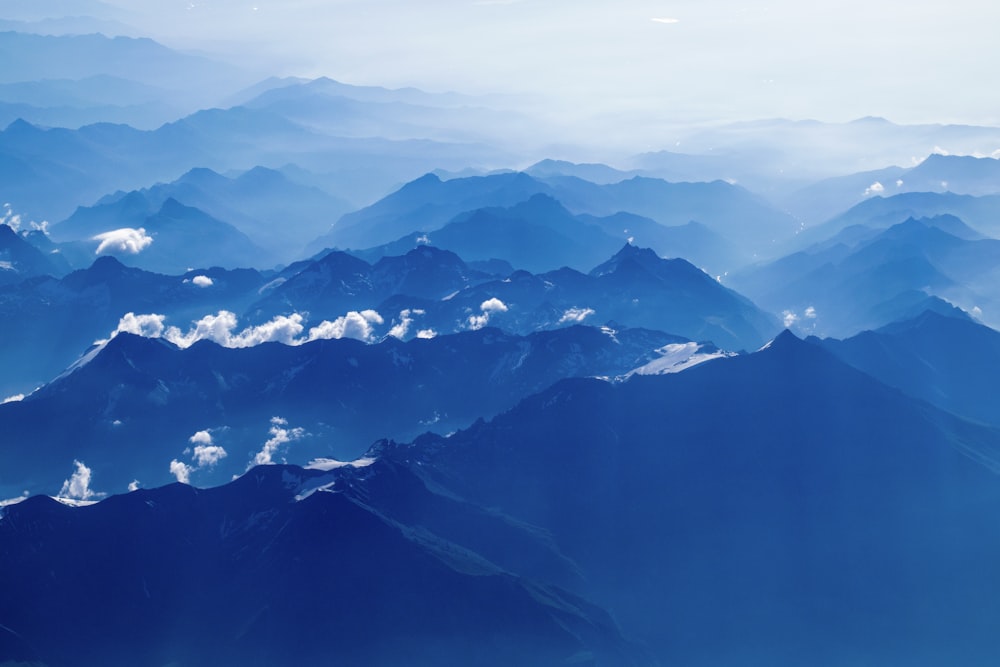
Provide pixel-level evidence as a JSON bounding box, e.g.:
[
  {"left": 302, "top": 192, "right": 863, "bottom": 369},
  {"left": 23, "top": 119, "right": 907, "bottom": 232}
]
[{"left": 61, "top": 1, "right": 1000, "bottom": 128}]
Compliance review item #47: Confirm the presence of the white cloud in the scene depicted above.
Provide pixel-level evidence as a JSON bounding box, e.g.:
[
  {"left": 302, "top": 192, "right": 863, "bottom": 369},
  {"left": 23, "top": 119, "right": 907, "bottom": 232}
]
[
  {"left": 651, "top": 17, "right": 680, "bottom": 24},
  {"left": 558, "top": 307, "right": 595, "bottom": 324},
  {"left": 388, "top": 308, "right": 425, "bottom": 339},
  {"left": 468, "top": 297, "right": 509, "bottom": 330},
  {"left": 93, "top": 227, "right": 154, "bottom": 255},
  {"left": 128, "top": 480, "right": 140, "bottom": 492},
  {"left": 59, "top": 460, "right": 100, "bottom": 500},
  {"left": 170, "top": 459, "right": 193, "bottom": 484},
  {"left": 782, "top": 310, "right": 798, "bottom": 328},
  {"left": 189, "top": 430, "right": 213, "bottom": 446},
  {"left": 190, "top": 275, "right": 214, "bottom": 287},
  {"left": 252, "top": 417, "right": 305, "bottom": 467},
  {"left": 305, "top": 457, "right": 376, "bottom": 471},
  {"left": 864, "top": 181, "right": 885, "bottom": 196},
  {"left": 2, "top": 394, "right": 24, "bottom": 404},
  {"left": 896, "top": 179, "right": 904, "bottom": 187},
  {"left": 416, "top": 328, "right": 438, "bottom": 339},
  {"left": 112, "top": 312, "right": 167, "bottom": 338},
  {"left": 804, "top": 306, "right": 817, "bottom": 319},
  {"left": 308, "top": 310, "right": 384, "bottom": 343},
  {"left": 193, "top": 444, "right": 227, "bottom": 467}
]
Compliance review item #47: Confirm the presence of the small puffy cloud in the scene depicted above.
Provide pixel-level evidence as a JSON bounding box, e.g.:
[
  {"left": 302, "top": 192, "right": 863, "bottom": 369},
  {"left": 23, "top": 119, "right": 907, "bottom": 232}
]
[
  {"left": 388, "top": 308, "right": 425, "bottom": 339},
  {"left": 416, "top": 329, "right": 437, "bottom": 339},
  {"left": 113, "top": 312, "right": 167, "bottom": 339},
  {"left": 804, "top": 306, "right": 817, "bottom": 319},
  {"left": 187, "top": 429, "right": 228, "bottom": 467},
  {"left": 93, "top": 227, "right": 153, "bottom": 255},
  {"left": 251, "top": 417, "right": 305, "bottom": 467},
  {"left": 189, "top": 430, "right": 213, "bottom": 446},
  {"left": 896, "top": 179, "right": 904, "bottom": 187},
  {"left": 193, "top": 444, "right": 227, "bottom": 467},
  {"left": 468, "top": 298, "right": 509, "bottom": 330},
  {"left": 60, "top": 460, "right": 100, "bottom": 500},
  {"left": 481, "top": 298, "right": 508, "bottom": 314},
  {"left": 864, "top": 181, "right": 885, "bottom": 196},
  {"left": 558, "top": 307, "right": 595, "bottom": 324},
  {"left": 170, "top": 459, "right": 193, "bottom": 484},
  {"left": 973, "top": 306, "right": 983, "bottom": 318},
  {"left": 308, "top": 310, "right": 383, "bottom": 343},
  {"left": 782, "top": 310, "right": 798, "bottom": 328},
  {"left": 190, "top": 275, "right": 214, "bottom": 287},
  {"left": 128, "top": 480, "right": 140, "bottom": 492}
]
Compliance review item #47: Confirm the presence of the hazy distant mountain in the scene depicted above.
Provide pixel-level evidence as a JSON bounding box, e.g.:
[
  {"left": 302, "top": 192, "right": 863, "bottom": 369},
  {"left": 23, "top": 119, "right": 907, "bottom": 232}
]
[
  {"left": 386, "top": 330, "right": 1000, "bottom": 665},
  {"left": 318, "top": 170, "right": 798, "bottom": 264},
  {"left": 0, "top": 463, "right": 645, "bottom": 666},
  {"left": 655, "top": 117, "right": 1000, "bottom": 198},
  {"left": 0, "top": 31, "right": 250, "bottom": 102},
  {"left": 794, "top": 190, "right": 1000, "bottom": 248},
  {"left": 0, "top": 324, "right": 690, "bottom": 495},
  {"left": 730, "top": 216, "right": 1000, "bottom": 337},
  {"left": 0, "top": 223, "right": 63, "bottom": 284},
  {"left": 525, "top": 158, "right": 640, "bottom": 184},
  {"left": 0, "top": 110, "right": 507, "bottom": 224},
  {"left": 785, "top": 154, "right": 1000, "bottom": 225},
  {"left": 0, "top": 74, "right": 182, "bottom": 129},
  {"left": 55, "top": 167, "right": 352, "bottom": 263},
  {"left": 0, "top": 256, "right": 265, "bottom": 397},
  {"left": 238, "top": 76, "right": 541, "bottom": 147},
  {"left": 52, "top": 197, "right": 272, "bottom": 272}
]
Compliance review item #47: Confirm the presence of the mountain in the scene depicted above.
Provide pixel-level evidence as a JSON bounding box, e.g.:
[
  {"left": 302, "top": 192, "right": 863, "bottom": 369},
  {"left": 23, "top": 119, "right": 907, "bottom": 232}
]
[
  {"left": 51, "top": 197, "right": 273, "bottom": 272},
  {"left": 384, "top": 330, "right": 1000, "bottom": 665},
  {"left": 0, "top": 256, "right": 265, "bottom": 397},
  {"left": 0, "top": 463, "right": 646, "bottom": 667},
  {"left": 0, "top": 324, "right": 690, "bottom": 496},
  {"left": 0, "top": 222, "right": 63, "bottom": 284},
  {"left": 321, "top": 171, "right": 799, "bottom": 264},
  {"left": 814, "top": 309, "right": 1000, "bottom": 427},
  {"left": 398, "top": 194, "right": 623, "bottom": 273},
  {"left": 251, "top": 244, "right": 778, "bottom": 350},
  {"left": 54, "top": 167, "right": 352, "bottom": 264},
  {"left": 0, "top": 31, "right": 250, "bottom": 103},
  {"left": 239, "top": 76, "right": 543, "bottom": 148},
  {"left": 729, "top": 216, "right": 1000, "bottom": 337},
  {"left": 785, "top": 154, "right": 1000, "bottom": 226},
  {"left": 0, "top": 108, "right": 509, "bottom": 226},
  {"left": 794, "top": 191, "right": 1000, "bottom": 248}
]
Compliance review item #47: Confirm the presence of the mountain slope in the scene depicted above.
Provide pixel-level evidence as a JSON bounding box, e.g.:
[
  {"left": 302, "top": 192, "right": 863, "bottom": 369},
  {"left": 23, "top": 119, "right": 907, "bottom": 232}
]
[
  {"left": 385, "top": 330, "right": 1000, "bottom": 666},
  {"left": 0, "top": 463, "right": 645, "bottom": 667}
]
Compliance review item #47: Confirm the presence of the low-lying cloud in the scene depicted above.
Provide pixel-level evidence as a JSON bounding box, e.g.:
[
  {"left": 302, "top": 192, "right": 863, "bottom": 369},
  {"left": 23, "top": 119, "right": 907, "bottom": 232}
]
[
  {"left": 93, "top": 227, "right": 154, "bottom": 255},
  {"left": 468, "top": 297, "right": 509, "bottom": 330},
  {"left": 59, "top": 460, "right": 101, "bottom": 500},
  {"left": 106, "top": 308, "right": 387, "bottom": 350}
]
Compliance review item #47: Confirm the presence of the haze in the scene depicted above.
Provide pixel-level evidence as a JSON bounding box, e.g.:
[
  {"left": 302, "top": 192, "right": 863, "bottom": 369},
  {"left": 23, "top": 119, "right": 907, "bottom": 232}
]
[{"left": 85, "top": 0, "right": 1000, "bottom": 131}]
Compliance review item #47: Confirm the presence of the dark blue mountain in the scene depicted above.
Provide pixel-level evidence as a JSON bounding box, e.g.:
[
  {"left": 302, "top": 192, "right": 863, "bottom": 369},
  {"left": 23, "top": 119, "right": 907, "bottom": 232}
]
[
  {"left": 814, "top": 309, "right": 1000, "bottom": 427},
  {"left": 384, "top": 330, "right": 1000, "bottom": 665},
  {"left": 0, "top": 462, "right": 646, "bottom": 667},
  {"left": 253, "top": 244, "right": 777, "bottom": 350},
  {"left": 0, "top": 256, "right": 265, "bottom": 397},
  {"left": 0, "top": 324, "right": 687, "bottom": 496}
]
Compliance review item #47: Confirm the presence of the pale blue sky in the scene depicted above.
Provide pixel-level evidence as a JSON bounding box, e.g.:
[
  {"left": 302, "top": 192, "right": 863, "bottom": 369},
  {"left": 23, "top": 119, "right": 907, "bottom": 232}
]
[{"left": 105, "top": 0, "right": 1000, "bottom": 127}]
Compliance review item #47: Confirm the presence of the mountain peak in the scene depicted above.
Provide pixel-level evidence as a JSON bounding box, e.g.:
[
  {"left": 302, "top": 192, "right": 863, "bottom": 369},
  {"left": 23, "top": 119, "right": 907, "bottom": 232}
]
[{"left": 759, "top": 328, "right": 803, "bottom": 352}]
